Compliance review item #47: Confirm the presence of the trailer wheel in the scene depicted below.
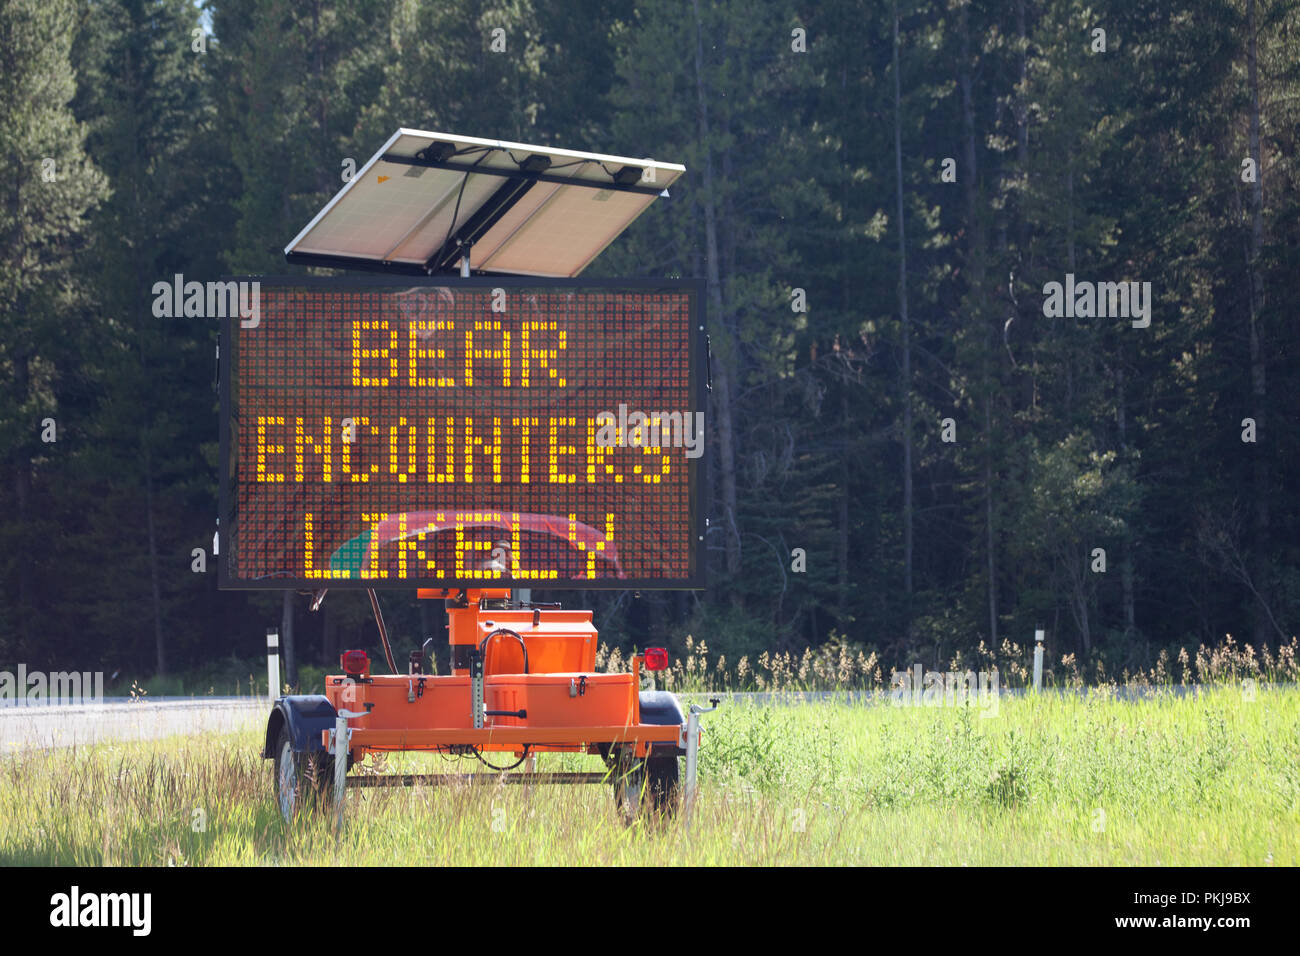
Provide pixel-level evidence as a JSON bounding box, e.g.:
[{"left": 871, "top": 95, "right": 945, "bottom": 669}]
[
  {"left": 613, "top": 751, "right": 680, "bottom": 825},
  {"left": 273, "top": 726, "right": 334, "bottom": 822}
]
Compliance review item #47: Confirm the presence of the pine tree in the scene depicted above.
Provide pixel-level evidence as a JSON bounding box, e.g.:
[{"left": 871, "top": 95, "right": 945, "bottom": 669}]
[{"left": 0, "top": 0, "right": 108, "bottom": 661}]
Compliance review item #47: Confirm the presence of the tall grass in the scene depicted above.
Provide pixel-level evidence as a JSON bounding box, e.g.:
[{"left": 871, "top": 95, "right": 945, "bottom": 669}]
[
  {"left": 598, "top": 633, "right": 1300, "bottom": 694},
  {"left": 2, "top": 686, "right": 1296, "bottom": 865},
  {"left": 110, "top": 633, "right": 1299, "bottom": 700}
]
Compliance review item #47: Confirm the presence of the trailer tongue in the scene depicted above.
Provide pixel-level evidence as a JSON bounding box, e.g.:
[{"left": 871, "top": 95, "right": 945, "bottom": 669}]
[{"left": 217, "top": 129, "right": 713, "bottom": 824}]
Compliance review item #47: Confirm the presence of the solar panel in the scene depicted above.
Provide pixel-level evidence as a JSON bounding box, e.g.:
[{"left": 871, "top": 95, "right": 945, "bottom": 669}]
[{"left": 284, "top": 129, "right": 685, "bottom": 278}]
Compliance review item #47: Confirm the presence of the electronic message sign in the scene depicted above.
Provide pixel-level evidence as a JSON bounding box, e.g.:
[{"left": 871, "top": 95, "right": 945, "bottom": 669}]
[{"left": 218, "top": 277, "right": 705, "bottom": 589}]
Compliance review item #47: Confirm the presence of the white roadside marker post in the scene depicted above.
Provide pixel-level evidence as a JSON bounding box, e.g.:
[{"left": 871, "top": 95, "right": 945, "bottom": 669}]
[
  {"left": 266, "top": 628, "right": 280, "bottom": 700},
  {"left": 1033, "top": 630, "right": 1045, "bottom": 692}
]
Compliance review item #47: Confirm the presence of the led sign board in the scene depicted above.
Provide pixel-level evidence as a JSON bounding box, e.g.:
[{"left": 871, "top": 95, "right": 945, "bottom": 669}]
[{"left": 218, "top": 277, "right": 705, "bottom": 589}]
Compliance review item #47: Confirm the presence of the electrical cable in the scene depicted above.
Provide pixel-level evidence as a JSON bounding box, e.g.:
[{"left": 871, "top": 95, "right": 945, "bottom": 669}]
[
  {"left": 438, "top": 152, "right": 489, "bottom": 270},
  {"left": 471, "top": 626, "right": 530, "bottom": 771},
  {"left": 366, "top": 588, "right": 398, "bottom": 673},
  {"left": 474, "top": 744, "right": 531, "bottom": 772},
  {"left": 503, "top": 152, "right": 634, "bottom": 183},
  {"left": 479, "top": 627, "right": 529, "bottom": 674}
]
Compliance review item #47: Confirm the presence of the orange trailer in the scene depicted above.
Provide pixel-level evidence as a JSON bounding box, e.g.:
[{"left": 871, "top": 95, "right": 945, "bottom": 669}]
[{"left": 265, "top": 586, "right": 713, "bottom": 824}]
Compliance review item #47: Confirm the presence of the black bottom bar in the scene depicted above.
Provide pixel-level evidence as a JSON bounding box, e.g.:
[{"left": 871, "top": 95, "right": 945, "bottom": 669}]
[{"left": 11, "top": 865, "right": 1286, "bottom": 940}]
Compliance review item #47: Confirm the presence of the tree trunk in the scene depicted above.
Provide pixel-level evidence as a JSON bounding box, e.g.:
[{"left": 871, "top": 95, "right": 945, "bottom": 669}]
[
  {"left": 1015, "top": 0, "right": 1029, "bottom": 253},
  {"left": 143, "top": 439, "right": 165, "bottom": 676},
  {"left": 892, "top": 3, "right": 914, "bottom": 611},
  {"left": 837, "top": 62, "right": 853, "bottom": 628},
  {"left": 1065, "top": 553, "right": 1091, "bottom": 655},
  {"left": 1077, "top": 589, "right": 1091, "bottom": 656},
  {"left": 313, "top": 0, "right": 331, "bottom": 196},
  {"left": 1064, "top": 164, "right": 1075, "bottom": 419},
  {"left": 1115, "top": 365, "right": 1136, "bottom": 641},
  {"left": 13, "top": 346, "right": 33, "bottom": 656},
  {"left": 691, "top": 0, "right": 741, "bottom": 592},
  {"left": 960, "top": 2, "right": 997, "bottom": 646},
  {"left": 984, "top": 399, "right": 998, "bottom": 645},
  {"left": 838, "top": 391, "right": 850, "bottom": 624},
  {"left": 1246, "top": 0, "right": 1270, "bottom": 647}
]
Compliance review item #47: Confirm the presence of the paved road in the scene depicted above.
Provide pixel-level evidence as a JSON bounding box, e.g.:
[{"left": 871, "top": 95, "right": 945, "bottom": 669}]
[
  {"left": 2, "top": 683, "right": 1286, "bottom": 753},
  {"left": 0, "top": 697, "right": 268, "bottom": 753}
]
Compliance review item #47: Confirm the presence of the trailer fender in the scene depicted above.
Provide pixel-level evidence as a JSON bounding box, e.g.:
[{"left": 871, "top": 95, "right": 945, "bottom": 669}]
[
  {"left": 262, "top": 695, "right": 338, "bottom": 759},
  {"left": 639, "top": 690, "right": 687, "bottom": 756}
]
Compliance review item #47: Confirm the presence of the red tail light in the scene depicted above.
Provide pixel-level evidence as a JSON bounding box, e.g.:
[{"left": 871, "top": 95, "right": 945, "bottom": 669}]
[
  {"left": 341, "top": 649, "right": 369, "bottom": 677},
  {"left": 644, "top": 647, "right": 669, "bottom": 671}
]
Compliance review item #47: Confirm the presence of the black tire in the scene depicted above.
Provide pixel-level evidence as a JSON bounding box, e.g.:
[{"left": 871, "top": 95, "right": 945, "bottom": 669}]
[
  {"left": 272, "top": 725, "right": 335, "bottom": 822},
  {"left": 612, "top": 751, "right": 680, "bottom": 825},
  {"left": 645, "top": 755, "right": 681, "bottom": 817}
]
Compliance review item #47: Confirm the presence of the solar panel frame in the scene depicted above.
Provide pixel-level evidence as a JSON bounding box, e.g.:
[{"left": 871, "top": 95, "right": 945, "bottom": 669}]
[{"left": 284, "top": 129, "right": 685, "bottom": 278}]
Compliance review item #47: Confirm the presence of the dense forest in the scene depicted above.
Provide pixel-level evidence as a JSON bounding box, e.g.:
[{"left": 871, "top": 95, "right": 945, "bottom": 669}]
[{"left": 1, "top": 0, "right": 1297, "bottom": 684}]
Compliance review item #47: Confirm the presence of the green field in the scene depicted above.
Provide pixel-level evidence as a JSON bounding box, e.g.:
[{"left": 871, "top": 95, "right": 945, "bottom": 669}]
[{"left": 2, "top": 687, "right": 1297, "bottom": 865}]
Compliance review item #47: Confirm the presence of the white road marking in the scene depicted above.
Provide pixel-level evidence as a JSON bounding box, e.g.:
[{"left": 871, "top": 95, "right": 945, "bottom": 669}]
[{"left": 0, "top": 698, "right": 267, "bottom": 752}]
